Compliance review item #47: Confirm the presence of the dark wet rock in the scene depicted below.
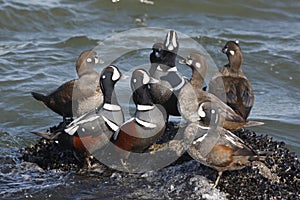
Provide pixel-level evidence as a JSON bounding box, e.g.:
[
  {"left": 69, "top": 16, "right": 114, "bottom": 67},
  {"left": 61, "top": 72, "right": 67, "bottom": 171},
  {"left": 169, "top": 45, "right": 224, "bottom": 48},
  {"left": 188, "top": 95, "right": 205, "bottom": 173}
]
[{"left": 21, "top": 122, "right": 300, "bottom": 200}]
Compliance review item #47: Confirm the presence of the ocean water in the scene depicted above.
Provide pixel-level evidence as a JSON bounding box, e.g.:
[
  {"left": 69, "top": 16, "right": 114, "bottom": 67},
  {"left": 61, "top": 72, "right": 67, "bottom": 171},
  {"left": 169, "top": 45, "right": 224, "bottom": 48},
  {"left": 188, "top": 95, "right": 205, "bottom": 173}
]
[{"left": 0, "top": 0, "right": 299, "bottom": 198}]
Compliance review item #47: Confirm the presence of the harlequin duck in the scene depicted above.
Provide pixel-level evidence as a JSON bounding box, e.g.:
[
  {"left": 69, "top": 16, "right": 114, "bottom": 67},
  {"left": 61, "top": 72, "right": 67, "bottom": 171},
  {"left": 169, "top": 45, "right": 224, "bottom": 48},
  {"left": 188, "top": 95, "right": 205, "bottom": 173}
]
[
  {"left": 148, "top": 30, "right": 184, "bottom": 116},
  {"left": 185, "top": 102, "right": 266, "bottom": 187},
  {"left": 178, "top": 53, "right": 262, "bottom": 131},
  {"left": 112, "top": 69, "right": 167, "bottom": 155},
  {"left": 32, "top": 65, "right": 124, "bottom": 167},
  {"left": 31, "top": 50, "right": 104, "bottom": 120},
  {"left": 209, "top": 41, "right": 254, "bottom": 120}
]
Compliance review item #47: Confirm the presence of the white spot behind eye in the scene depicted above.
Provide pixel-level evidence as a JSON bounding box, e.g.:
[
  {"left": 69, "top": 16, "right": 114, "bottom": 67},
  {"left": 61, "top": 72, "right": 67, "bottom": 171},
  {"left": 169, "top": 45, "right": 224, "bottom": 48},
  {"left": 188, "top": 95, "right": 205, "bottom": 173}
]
[
  {"left": 229, "top": 50, "right": 235, "bottom": 56},
  {"left": 81, "top": 128, "right": 85, "bottom": 132},
  {"left": 133, "top": 78, "right": 137, "bottom": 83},
  {"left": 215, "top": 113, "right": 219, "bottom": 124},
  {"left": 198, "top": 104, "right": 206, "bottom": 118},
  {"left": 102, "top": 75, "right": 106, "bottom": 79},
  {"left": 195, "top": 62, "right": 201, "bottom": 68},
  {"left": 112, "top": 67, "right": 121, "bottom": 81},
  {"left": 94, "top": 57, "right": 99, "bottom": 64},
  {"left": 235, "top": 40, "right": 239, "bottom": 44},
  {"left": 87, "top": 58, "right": 92, "bottom": 63},
  {"left": 211, "top": 109, "right": 215, "bottom": 114}
]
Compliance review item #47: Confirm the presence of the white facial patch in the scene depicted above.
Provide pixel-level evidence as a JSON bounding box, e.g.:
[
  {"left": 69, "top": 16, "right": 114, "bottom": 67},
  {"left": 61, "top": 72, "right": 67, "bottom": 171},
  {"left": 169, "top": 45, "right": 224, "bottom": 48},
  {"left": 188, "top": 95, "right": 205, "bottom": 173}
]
[
  {"left": 235, "top": 40, "right": 239, "bottom": 44},
  {"left": 94, "top": 57, "right": 99, "bottom": 64},
  {"left": 87, "top": 58, "right": 92, "bottom": 63},
  {"left": 172, "top": 31, "right": 177, "bottom": 48},
  {"left": 155, "top": 51, "right": 160, "bottom": 58},
  {"left": 112, "top": 66, "right": 121, "bottom": 81},
  {"left": 133, "top": 78, "right": 137, "bottom": 83},
  {"left": 223, "top": 48, "right": 228, "bottom": 53},
  {"left": 198, "top": 103, "right": 206, "bottom": 118},
  {"left": 229, "top": 50, "right": 235, "bottom": 56},
  {"left": 142, "top": 71, "right": 150, "bottom": 85},
  {"left": 165, "top": 32, "right": 170, "bottom": 47},
  {"left": 195, "top": 62, "right": 201, "bottom": 68},
  {"left": 102, "top": 75, "right": 106, "bottom": 79}
]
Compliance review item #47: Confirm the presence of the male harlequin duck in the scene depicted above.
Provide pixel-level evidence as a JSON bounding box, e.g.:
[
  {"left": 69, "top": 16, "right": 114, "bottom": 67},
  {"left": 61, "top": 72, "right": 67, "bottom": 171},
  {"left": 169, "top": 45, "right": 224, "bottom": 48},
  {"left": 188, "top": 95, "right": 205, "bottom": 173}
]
[
  {"left": 185, "top": 102, "right": 266, "bottom": 187},
  {"left": 209, "top": 41, "right": 254, "bottom": 120},
  {"left": 32, "top": 65, "right": 124, "bottom": 167},
  {"left": 148, "top": 30, "right": 185, "bottom": 116},
  {"left": 31, "top": 50, "right": 104, "bottom": 120},
  {"left": 178, "top": 53, "right": 262, "bottom": 131},
  {"left": 112, "top": 69, "right": 167, "bottom": 155}
]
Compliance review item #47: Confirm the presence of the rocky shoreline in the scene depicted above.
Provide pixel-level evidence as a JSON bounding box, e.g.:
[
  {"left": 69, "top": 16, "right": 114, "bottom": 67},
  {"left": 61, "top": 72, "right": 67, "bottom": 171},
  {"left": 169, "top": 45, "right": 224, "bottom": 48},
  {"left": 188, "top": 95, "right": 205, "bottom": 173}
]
[{"left": 21, "top": 122, "right": 300, "bottom": 200}]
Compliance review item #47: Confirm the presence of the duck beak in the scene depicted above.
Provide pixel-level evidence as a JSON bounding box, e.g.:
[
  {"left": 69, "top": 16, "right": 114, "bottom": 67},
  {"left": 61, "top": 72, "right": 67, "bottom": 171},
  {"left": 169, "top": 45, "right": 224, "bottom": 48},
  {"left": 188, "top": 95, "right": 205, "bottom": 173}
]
[
  {"left": 222, "top": 47, "right": 228, "bottom": 54},
  {"left": 149, "top": 77, "right": 159, "bottom": 84},
  {"left": 120, "top": 74, "right": 130, "bottom": 80},
  {"left": 179, "top": 58, "right": 187, "bottom": 65}
]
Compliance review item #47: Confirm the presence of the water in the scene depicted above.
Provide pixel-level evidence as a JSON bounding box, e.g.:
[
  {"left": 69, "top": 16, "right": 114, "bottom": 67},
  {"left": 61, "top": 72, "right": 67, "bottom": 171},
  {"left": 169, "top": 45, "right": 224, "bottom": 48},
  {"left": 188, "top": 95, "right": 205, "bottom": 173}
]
[{"left": 0, "top": 0, "right": 299, "bottom": 198}]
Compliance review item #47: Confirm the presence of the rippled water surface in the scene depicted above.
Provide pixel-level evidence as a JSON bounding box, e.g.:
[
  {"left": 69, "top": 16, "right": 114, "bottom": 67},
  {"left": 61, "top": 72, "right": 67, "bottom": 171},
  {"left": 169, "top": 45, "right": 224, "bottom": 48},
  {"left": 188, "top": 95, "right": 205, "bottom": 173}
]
[{"left": 0, "top": 0, "right": 299, "bottom": 199}]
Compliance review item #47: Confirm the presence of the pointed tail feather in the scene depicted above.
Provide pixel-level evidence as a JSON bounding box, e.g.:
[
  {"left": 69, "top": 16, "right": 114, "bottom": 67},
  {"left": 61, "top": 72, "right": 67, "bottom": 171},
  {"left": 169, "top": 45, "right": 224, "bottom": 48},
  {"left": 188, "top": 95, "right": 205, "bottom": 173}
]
[
  {"left": 244, "top": 120, "right": 265, "bottom": 128},
  {"left": 31, "top": 131, "right": 62, "bottom": 140},
  {"left": 31, "top": 92, "right": 47, "bottom": 102}
]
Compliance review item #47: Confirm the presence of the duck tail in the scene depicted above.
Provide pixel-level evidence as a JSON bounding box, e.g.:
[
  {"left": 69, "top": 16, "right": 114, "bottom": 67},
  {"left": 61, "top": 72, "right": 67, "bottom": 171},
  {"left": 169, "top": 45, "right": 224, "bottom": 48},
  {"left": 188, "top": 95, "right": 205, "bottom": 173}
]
[
  {"left": 244, "top": 120, "right": 265, "bottom": 128},
  {"left": 31, "top": 92, "right": 47, "bottom": 102},
  {"left": 31, "top": 131, "right": 62, "bottom": 140}
]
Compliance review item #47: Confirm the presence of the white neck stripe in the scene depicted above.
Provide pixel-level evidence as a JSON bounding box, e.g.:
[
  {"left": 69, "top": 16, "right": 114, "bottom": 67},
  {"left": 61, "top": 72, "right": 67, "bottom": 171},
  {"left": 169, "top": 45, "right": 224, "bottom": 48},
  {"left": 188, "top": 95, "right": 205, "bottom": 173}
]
[
  {"left": 135, "top": 117, "right": 157, "bottom": 128},
  {"left": 137, "top": 104, "right": 155, "bottom": 111},
  {"left": 103, "top": 103, "right": 121, "bottom": 111},
  {"left": 167, "top": 66, "right": 177, "bottom": 72},
  {"left": 172, "top": 77, "right": 185, "bottom": 91},
  {"left": 157, "top": 65, "right": 163, "bottom": 71},
  {"left": 197, "top": 124, "right": 211, "bottom": 130},
  {"left": 157, "top": 65, "right": 177, "bottom": 72},
  {"left": 193, "top": 133, "right": 208, "bottom": 144},
  {"left": 102, "top": 116, "right": 119, "bottom": 131}
]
